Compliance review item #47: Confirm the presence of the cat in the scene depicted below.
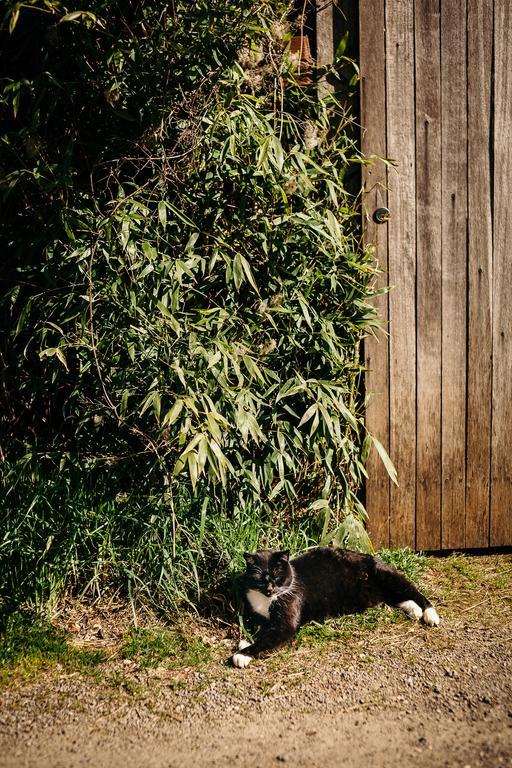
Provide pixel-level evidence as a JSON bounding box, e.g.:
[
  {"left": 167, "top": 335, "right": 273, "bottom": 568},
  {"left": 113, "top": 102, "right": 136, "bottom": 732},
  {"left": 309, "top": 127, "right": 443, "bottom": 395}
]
[{"left": 232, "top": 546, "right": 440, "bottom": 668}]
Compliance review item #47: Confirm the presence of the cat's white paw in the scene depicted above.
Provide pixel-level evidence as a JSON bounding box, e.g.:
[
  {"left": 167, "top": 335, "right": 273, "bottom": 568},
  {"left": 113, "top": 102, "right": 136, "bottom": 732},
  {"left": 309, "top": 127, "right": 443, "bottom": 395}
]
[
  {"left": 423, "top": 606, "right": 440, "bottom": 626},
  {"left": 238, "top": 638, "right": 251, "bottom": 651},
  {"left": 232, "top": 652, "right": 253, "bottom": 669},
  {"left": 398, "top": 600, "right": 423, "bottom": 620}
]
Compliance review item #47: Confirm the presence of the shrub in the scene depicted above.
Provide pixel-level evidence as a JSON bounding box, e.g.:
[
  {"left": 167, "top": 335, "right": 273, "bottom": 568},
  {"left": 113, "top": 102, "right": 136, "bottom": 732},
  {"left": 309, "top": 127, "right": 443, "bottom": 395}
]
[{"left": 0, "top": 0, "right": 385, "bottom": 610}]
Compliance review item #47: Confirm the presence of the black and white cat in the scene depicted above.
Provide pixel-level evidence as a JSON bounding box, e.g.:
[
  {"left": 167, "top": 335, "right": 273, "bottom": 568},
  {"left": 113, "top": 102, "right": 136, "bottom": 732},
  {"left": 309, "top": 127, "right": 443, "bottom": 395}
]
[{"left": 232, "top": 546, "right": 440, "bottom": 668}]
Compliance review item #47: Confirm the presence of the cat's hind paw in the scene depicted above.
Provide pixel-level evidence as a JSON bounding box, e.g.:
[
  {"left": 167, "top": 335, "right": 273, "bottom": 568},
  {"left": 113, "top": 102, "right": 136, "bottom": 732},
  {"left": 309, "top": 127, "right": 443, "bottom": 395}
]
[
  {"left": 232, "top": 651, "right": 253, "bottom": 669},
  {"left": 238, "top": 638, "right": 251, "bottom": 651},
  {"left": 423, "top": 606, "right": 440, "bottom": 626}
]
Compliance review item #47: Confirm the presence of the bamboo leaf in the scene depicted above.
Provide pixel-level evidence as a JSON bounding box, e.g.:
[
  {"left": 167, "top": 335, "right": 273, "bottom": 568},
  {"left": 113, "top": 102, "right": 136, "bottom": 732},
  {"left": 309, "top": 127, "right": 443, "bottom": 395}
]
[
  {"left": 158, "top": 201, "right": 167, "bottom": 230},
  {"left": 162, "top": 399, "right": 184, "bottom": 427},
  {"left": 239, "top": 254, "right": 258, "bottom": 292},
  {"left": 270, "top": 135, "right": 285, "bottom": 173},
  {"left": 257, "top": 137, "right": 270, "bottom": 169},
  {"left": 233, "top": 253, "right": 244, "bottom": 290},
  {"left": 55, "top": 348, "right": 69, "bottom": 371},
  {"left": 370, "top": 434, "right": 399, "bottom": 486},
  {"left": 334, "top": 516, "right": 374, "bottom": 554},
  {"left": 298, "top": 403, "right": 317, "bottom": 427},
  {"left": 187, "top": 451, "right": 199, "bottom": 489}
]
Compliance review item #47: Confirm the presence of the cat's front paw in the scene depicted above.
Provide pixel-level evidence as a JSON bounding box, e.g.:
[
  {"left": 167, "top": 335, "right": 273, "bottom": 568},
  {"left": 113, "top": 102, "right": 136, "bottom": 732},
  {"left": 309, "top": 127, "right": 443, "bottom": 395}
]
[
  {"left": 423, "top": 606, "right": 440, "bottom": 626},
  {"left": 238, "top": 638, "right": 251, "bottom": 651},
  {"left": 232, "top": 651, "right": 253, "bottom": 669}
]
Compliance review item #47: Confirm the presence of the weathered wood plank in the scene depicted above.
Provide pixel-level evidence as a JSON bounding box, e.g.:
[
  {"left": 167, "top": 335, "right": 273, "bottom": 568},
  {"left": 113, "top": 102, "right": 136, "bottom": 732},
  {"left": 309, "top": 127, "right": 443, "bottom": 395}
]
[
  {"left": 466, "top": 0, "right": 493, "bottom": 548},
  {"left": 414, "top": 0, "right": 442, "bottom": 551},
  {"left": 386, "top": 0, "right": 416, "bottom": 547},
  {"left": 360, "top": 0, "right": 390, "bottom": 550},
  {"left": 440, "top": 0, "right": 467, "bottom": 549},
  {"left": 491, "top": 0, "right": 512, "bottom": 546},
  {"left": 316, "top": 0, "right": 334, "bottom": 96}
]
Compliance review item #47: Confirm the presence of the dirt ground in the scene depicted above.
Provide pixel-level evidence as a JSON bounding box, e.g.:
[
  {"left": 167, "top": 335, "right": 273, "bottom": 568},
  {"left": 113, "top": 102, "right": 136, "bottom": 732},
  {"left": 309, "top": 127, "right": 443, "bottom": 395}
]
[{"left": 1, "top": 554, "right": 511, "bottom": 768}]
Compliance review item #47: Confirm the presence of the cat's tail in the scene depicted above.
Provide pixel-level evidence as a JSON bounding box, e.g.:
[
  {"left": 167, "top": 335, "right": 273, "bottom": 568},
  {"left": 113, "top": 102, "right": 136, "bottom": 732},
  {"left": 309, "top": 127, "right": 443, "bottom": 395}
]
[{"left": 374, "top": 557, "right": 440, "bottom": 626}]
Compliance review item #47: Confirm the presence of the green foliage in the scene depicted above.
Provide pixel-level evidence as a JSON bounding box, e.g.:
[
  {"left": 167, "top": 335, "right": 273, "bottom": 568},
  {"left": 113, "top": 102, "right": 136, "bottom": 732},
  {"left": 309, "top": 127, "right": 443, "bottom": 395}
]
[
  {"left": 0, "top": 0, "right": 387, "bottom": 609},
  {"left": 378, "top": 548, "right": 427, "bottom": 586},
  {"left": 0, "top": 612, "right": 105, "bottom": 686}
]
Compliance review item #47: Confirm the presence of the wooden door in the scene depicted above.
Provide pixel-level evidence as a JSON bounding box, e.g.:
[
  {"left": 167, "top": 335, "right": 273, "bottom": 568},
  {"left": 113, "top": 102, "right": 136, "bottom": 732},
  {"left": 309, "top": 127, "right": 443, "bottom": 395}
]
[{"left": 360, "top": 0, "right": 512, "bottom": 550}]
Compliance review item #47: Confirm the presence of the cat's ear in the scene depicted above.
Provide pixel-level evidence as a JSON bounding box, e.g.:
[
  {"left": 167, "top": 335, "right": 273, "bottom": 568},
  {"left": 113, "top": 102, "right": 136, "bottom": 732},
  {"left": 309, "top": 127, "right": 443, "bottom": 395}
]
[
  {"left": 276, "top": 550, "right": 289, "bottom": 563},
  {"left": 243, "top": 552, "right": 257, "bottom": 565}
]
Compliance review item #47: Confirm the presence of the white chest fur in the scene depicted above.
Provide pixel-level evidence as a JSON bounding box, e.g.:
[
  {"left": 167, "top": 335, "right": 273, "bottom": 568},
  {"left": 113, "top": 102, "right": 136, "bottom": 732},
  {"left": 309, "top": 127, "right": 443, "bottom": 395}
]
[{"left": 246, "top": 589, "right": 273, "bottom": 619}]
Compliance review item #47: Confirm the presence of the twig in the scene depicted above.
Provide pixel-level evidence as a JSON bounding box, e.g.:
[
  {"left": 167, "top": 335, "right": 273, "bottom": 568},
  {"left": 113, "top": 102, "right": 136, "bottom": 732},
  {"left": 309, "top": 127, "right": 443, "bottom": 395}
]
[{"left": 459, "top": 597, "right": 491, "bottom": 613}]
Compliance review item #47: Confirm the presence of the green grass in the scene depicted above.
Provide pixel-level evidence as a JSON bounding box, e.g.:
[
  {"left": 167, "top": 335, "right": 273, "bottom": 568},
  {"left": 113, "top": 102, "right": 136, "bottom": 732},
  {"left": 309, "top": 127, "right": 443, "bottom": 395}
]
[
  {"left": 1, "top": 459, "right": 321, "bottom": 617},
  {"left": 296, "top": 605, "right": 405, "bottom": 647},
  {"left": 0, "top": 612, "right": 106, "bottom": 687},
  {"left": 378, "top": 547, "right": 428, "bottom": 585},
  {"left": 0, "top": 546, "right": 433, "bottom": 687},
  {"left": 0, "top": 611, "right": 214, "bottom": 689},
  {"left": 440, "top": 554, "right": 479, "bottom": 582},
  {"left": 120, "top": 626, "right": 211, "bottom": 670}
]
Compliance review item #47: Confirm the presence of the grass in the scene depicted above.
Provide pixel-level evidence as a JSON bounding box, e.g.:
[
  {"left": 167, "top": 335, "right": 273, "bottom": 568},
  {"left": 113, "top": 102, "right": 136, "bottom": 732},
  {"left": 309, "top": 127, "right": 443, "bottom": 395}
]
[
  {"left": 0, "top": 613, "right": 214, "bottom": 690},
  {"left": 296, "top": 606, "right": 406, "bottom": 647},
  {"left": 377, "top": 547, "right": 428, "bottom": 584},
  {"left": 435, "top": 551, "right": 512, "bottom": 611},
  {"left": 120, "top": 626, "right": 212, "bottom": 670},
  {"left": 0, "top": 547, "right": 441, "bottom": 687},
  {"left": 0, "top": 611, "right": 106, "bottom": 687},
  {"left": 1, "top": 553, "right": 511, "bottom": 708},
  {"left": 0, "top": 544, "right": 432, "bottom": 685},
  {"left": 439, "top": 554, "right": 480, "bottom": 582},
  {"left": 1, "top": 461, "right": 320, "bottom": 617}
]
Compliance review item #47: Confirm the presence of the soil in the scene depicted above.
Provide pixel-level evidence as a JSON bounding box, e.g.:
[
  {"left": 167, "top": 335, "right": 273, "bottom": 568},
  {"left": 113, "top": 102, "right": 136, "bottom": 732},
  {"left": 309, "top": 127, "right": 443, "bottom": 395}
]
[{"left": 1, "top": 554, "right": 511, "bottom": 768}]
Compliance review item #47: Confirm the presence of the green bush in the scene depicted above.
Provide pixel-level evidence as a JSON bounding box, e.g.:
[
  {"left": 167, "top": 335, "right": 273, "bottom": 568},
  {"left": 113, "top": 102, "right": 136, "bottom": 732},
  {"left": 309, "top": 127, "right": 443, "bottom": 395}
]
[{"left": 0, "top": 0, "right": 386, "bottom": 611}]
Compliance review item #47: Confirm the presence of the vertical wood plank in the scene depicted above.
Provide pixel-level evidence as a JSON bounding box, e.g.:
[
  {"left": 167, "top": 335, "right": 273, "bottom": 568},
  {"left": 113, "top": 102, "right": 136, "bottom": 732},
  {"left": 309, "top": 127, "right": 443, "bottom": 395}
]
[
  {"left": 491, "top": 0, "right": 512, "bottom": 546},
  {"left": 440, "top": 0, "right": 467, "bottom": 549},
  {"left": 386, "top": 0, "right": 416, "bottom": 547},
  {"left": 414, "top": 0, "right": 442, "bottom": 551},
  {"left": 316, "top": 0, "right": 334, "bottom": 96},
  {"left": 360, "top": 0, "right": 390, "bottom": 549},
  {"left": 466, "top": 0, "right": 493, "bottom": 548}
]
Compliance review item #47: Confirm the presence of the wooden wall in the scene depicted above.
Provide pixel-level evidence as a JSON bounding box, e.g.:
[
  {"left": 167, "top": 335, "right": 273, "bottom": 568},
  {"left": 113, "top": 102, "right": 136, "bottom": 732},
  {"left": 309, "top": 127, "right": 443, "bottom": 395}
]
[{"left": 359, "top": 0, "right": 512, "bottom": 549}]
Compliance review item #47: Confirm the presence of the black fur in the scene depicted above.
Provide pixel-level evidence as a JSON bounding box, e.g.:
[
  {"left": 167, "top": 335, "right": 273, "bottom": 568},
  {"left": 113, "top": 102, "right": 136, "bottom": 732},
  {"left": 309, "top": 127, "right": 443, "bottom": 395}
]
[{"left": 234, "top": 547, "right": 437, "bottom": 662}]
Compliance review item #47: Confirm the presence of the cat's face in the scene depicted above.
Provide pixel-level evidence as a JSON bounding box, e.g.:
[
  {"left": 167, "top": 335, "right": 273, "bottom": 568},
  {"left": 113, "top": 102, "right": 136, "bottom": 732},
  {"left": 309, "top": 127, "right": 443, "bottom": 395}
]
[{"left": 243, "top": 550, "right": 291, "bottom": 596}]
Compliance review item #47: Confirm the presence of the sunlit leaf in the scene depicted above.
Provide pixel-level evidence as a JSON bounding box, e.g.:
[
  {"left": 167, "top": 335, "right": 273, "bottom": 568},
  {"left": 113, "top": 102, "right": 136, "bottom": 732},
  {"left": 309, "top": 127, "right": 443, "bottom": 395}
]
[{"left": 370, "top": 435, "right": 398, "bottom": 486}]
